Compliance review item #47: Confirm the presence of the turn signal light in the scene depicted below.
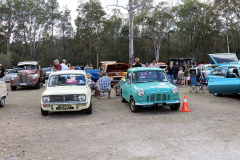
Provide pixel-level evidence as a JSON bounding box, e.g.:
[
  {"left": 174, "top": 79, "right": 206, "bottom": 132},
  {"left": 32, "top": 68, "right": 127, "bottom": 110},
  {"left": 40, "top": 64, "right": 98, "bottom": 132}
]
[
  {"left": 43, "top": 105, "right": 48, "bottom": 107},
  {"left": 82, "top": 103, "right": 86, "bottom": 106}
]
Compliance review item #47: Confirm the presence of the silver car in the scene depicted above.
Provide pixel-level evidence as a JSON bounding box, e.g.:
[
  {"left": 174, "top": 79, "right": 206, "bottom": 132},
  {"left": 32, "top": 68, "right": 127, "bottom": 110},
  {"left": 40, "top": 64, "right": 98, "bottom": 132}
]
[{"left": 5, "top": 69, "right": 17, "bottom": 83}]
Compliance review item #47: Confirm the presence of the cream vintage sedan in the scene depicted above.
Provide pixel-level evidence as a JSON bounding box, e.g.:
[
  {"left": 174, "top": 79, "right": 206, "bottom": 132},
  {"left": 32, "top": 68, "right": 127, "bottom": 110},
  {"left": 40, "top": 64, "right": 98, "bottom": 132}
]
[
  {"left": 0, "top": 81, "right": 7, "bottom": 107},
  {"left": 41, "top": 70, "right": 92, "bottom": 116}
]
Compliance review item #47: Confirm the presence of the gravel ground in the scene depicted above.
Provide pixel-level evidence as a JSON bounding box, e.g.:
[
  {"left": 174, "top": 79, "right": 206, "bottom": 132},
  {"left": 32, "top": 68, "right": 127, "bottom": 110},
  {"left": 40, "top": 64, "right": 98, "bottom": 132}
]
[{"left": 1, "top": 83, "right": 240, "bottom": 160}]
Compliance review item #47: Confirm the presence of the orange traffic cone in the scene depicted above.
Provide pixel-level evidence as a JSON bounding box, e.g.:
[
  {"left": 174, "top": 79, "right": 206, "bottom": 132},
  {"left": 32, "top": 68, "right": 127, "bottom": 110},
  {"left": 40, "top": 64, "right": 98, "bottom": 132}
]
[{"left": 180, "top": 96, "right": 191, "bottom": 112}]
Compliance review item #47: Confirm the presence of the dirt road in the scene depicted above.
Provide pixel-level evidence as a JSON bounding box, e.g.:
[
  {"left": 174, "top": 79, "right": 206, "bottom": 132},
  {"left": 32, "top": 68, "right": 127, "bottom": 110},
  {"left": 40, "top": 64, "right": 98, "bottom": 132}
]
[{"left": 1, "top": 84, "right": 240, "bottom": 160}]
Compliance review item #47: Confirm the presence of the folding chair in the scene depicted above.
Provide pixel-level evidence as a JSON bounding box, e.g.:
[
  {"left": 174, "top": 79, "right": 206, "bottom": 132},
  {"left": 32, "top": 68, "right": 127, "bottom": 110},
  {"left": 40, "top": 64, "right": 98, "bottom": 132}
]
[
  {"left": 200, "top": 73, "right": 208, "bottom": 90},
  {"left": 189, "top": 74, "right": 203, "bottom": 93}
]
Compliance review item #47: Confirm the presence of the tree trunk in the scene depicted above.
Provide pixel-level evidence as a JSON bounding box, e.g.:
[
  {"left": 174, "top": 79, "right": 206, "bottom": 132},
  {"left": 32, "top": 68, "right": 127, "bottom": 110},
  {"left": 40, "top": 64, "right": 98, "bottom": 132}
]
[{"left": 129, "top": 0, "right": 134, "bottom": 66}]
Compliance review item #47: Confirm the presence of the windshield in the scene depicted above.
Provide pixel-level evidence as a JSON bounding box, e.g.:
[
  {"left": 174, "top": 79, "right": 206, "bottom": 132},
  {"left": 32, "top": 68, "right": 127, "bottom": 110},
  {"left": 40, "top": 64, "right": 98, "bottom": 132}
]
[
  {"left": 210, "top": 54, "right": 238, "bottom": 64},
  {"left": 132, "top": 71, "right": 168, "bottom": 83},
  {"left": 48, "top": 74, "right": 86, "bottom": 87},
  {"left": 18, "top": 65, "right": 35, "bottom": 70}
]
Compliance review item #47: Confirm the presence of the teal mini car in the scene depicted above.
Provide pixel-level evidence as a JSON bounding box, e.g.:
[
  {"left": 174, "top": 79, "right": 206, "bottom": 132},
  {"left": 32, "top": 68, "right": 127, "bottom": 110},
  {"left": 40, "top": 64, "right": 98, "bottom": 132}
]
[
  {"left": 120, "top": 67, "right": 180, "bottom": 113},
  {"left": 208, "top": 53, "right": 240, "bottom": 96}
]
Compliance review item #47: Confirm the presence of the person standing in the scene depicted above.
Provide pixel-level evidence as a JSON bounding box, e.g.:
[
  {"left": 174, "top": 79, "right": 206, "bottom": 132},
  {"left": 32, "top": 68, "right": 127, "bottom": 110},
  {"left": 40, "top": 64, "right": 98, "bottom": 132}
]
[
  {"left": 150, "top": 60, "right": 158, "bottom": 67},
  {"left": 178, "top": 67, "right": 184, "bottom": 85},
  {"left": 52, "top": 59, "right": 61, "bottom": 71},
  {"left": 145, "top": 63, "right": 149, "bottom": 67},
  {"left": 61, "top": 59, "right": 69, "bottom": 70},
  {"left": 0, "top": 64, "right": 6, "bottom": 81},
  {"left": 183, "top": 64, "right": 189, "bottom": 86},
  {"left": 166, "top": 61, "right": 175, "bottom": 84},
  {"left": 132, "top": 57, "right": 142, "bottom": 67}
]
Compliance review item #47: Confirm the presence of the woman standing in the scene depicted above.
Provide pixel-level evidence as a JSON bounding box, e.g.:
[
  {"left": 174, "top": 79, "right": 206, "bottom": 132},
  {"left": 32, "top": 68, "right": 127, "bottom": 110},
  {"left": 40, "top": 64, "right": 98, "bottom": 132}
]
[
  {"left": 183, "top": 64, "right": 189, "bottom": 86},
  {"left": 166, "top": 61, "right": 175, "bottom": 84}
]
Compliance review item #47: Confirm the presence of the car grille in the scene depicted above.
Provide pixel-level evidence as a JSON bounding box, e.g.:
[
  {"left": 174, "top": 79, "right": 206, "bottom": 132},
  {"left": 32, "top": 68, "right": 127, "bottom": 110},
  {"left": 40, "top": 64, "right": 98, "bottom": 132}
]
[
  {"left": 146, "top": 94, "right": 170, "bottom": 102},
  {"left": 50, "top": 95, "right": 79, "bottom": 102},
  {"left": 113, "top": 77, "right": 122, "bottom": 80},
  {"left": 20, "top": 74, "right": 27, "bottom": 83}
]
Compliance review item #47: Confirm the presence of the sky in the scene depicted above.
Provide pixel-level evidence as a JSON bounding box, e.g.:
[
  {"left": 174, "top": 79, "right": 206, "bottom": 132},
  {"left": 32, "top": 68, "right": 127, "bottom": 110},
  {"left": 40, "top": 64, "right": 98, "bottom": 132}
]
[{"left": 57, "top": 0, "right": 170, "bottom": 27}]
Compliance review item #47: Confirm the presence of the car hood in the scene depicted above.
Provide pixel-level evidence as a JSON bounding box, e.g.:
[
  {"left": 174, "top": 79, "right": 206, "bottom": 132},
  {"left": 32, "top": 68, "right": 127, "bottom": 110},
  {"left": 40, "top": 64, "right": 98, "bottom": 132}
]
[
  {"left": 18, "top": 70, "right": 36, "bottom": 75},
  {"left": 209, "top": 53, "right": 239, "bottom": 66},
  {"left": 107, "top": 63, "right": 130, "bottom": 72},
  {"left": 42, "top": 86, "right": 88, "bottom": 96},
  {"left": 132, "top": 82, "right": 174, "bottom": 93}
]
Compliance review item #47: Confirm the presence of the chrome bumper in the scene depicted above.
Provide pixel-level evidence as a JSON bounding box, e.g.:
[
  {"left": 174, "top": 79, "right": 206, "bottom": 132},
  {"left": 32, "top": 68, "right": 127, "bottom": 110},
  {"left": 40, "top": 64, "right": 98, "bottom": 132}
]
[
  {"left": 135, "top": 101, "right": 180, "bottom": 105},
  {"left": 41, "top": 101, "right": 88, "bottom": 105}
]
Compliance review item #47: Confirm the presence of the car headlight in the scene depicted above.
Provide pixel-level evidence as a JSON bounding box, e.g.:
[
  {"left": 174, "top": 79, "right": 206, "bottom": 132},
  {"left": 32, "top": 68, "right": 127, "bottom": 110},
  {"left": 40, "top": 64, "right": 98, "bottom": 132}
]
[
  {"left": 137, "top": 90, "right": 145, "bottom": 97},
  {"left": 172, "top": 88, "right": 178, "bottom": 95},
  {"left": 11, "top": 76, "right": 17, "bottom": 80},
  {"left": 78, "top": 94, "right": 86, "bottom": 101},
  {"left": 42, "top": 96, "right": 50, "bottom": 102}
]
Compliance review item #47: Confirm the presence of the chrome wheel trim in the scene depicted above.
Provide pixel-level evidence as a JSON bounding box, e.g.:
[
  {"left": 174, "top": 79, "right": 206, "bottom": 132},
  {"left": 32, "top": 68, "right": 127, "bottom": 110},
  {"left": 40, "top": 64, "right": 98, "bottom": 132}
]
[
  {"left": 1, "top": 97, "right": 5, "bottom": 106},
  {"left": 130, "top": 99, "right": 135, "bottom": 111}
]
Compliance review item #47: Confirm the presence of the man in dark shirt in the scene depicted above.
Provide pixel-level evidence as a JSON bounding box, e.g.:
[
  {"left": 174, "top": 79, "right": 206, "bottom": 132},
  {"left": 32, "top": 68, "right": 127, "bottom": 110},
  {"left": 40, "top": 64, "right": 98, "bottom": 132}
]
[
  {"left": 0, "top": 64, "right": 6, "bottom": 81},
  {"left": 52, "top": 59, "right": 62, "bottom": 71},
  {"left": 132, "top": 57, "right": 142, "bottom": 67}
]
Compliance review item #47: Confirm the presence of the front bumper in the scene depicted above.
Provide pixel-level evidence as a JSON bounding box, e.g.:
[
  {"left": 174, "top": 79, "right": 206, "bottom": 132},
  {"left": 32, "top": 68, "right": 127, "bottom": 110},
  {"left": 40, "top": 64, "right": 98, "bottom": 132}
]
[
  {"left": 135, "top": 101, "right": 180, "bottom": 106},
  {"left": 41, "top": 101, "right": 89, "bottom": 111},
  {"left": 11, "top": 82, "right": 37, "bottom": 86}
]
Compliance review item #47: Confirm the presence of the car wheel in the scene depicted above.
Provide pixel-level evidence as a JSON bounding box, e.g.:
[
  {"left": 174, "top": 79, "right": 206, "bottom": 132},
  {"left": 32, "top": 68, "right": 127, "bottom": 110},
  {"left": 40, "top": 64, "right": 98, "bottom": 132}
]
[
  {"left": 214, "top": 93, "right": 221, "bottom": 96},
  {"left": 41, "top": 107, "right": 48, "bottom": 116},
  {"left": 35, "top": 79, "right": 40, "bottom": 89},
  {"left": 86, "top": 102, "right": 92, "bottom": 114},
  {"left": 0, "top": 97, "right": 5, "bottom": 108},
  {"left": 170, "top": 103, "right": 180, "bottom": 111},
  {"left": 11, "top": 86, "right": 16, "bottom": 91},
  {"left": 130, "top": 97, "right": 139, "bottom": 113},
  {"left": 121, "top": 90, "right": 127, "bottom": 103}
]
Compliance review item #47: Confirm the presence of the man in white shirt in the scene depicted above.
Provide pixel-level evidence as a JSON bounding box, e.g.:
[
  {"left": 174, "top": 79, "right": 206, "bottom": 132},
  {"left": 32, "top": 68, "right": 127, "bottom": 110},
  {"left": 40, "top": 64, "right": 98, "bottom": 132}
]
[
  {"left": 150, "top": 60, "right": 158, "bottom": 67},
  {"left": 61, "top": 59, "right": 69, "bottom": 70}
]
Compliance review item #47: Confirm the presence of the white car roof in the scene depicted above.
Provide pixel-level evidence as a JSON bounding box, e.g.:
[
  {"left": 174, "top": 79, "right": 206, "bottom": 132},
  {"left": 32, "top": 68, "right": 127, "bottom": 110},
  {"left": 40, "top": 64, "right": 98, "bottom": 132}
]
[{"left": 50, "top": 70, "right": 86, "bottom": 76}]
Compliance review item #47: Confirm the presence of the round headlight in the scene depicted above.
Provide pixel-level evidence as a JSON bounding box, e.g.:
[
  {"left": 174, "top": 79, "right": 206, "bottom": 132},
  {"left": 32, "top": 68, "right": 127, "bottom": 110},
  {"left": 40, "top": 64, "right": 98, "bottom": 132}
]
[
  {"left": 172, "top": 88, "right": 178, "bottom": 95},
  {"left": 31, "top": 75, "right": 36, "bottom": 79},
  {"left": 137, "top": 90, "right": 145, "bottom": 97},
  {"left": 42, "top": 96, "right": 50, "bottom": 102},
  {"left": 78, "top": 94, "right": 86, "bottom": 101},
  {"left": 11, "top": 77, "right": 16, "bottom": 80}
]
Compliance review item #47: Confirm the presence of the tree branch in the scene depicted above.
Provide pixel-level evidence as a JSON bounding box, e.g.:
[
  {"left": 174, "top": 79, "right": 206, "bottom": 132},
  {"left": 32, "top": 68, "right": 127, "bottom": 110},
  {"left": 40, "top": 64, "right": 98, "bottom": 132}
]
[
  {"left": 133, "top": 0, "right": 148, "bottom": 10},
  {"left": 106, "top": 5, "right": 128, "bottom": 11}
]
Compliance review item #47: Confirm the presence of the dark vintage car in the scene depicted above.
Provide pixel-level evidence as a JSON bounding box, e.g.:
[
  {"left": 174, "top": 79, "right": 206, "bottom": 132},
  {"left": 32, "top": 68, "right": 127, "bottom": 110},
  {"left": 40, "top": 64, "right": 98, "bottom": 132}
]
[{"left": 168, "top": 58, "right": 196, "bottom": 77}]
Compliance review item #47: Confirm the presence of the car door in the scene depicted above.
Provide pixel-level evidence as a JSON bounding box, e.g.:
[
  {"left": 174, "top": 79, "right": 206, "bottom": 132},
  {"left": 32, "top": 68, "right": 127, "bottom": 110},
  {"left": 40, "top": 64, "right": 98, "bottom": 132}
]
[{"left": 122, "top": 72, "right": 132, "bottom": 102}]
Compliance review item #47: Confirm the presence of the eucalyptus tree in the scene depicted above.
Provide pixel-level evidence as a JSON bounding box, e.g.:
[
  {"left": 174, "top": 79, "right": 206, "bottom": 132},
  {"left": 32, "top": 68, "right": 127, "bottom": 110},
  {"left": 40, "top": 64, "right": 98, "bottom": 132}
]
[
  {"left": 75, "top": 0, "right": 105, "bottom": 66},
  {"left": 58, "top": 5, "right": 73, "bottom": 59},
  {"left": 46, "top": 0, "right": 60, "bottom": 62}
]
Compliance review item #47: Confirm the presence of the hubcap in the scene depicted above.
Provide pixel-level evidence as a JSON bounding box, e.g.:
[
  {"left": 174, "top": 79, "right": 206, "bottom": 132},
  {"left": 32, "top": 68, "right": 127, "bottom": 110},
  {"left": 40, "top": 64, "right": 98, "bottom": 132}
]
[
  {"left": 1, "top": 97, "right": 4, "bottom": 106},
  {"left": 131, "top": 100, "right": 135, "bottom": 110}
]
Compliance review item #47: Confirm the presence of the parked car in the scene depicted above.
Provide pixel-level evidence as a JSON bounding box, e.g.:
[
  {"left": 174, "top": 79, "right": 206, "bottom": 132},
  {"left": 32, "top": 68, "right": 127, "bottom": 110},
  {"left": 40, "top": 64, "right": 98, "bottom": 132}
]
[
  {"left": 168, "top": 58, "right": 196, "bottom": 77},
  {"left": 157, "top": 62, "right": 167, "bottom": 70},
  {"left": 190, "top": 64, "right": 217, "bottom": 81},
  {"left": 4, "top": 69, "right": 17, "bottom": 83},
  {"left": 84, "top": 67, "right": 100, "bottom": 81},
  {"left": 105, "top": 63, "right": 130, "bottom": 86},
  {"left": 42, "top": 67, "right": 53, "bottom": 79},
  {"left": 207, "top": 53, "right": 240, "bottom": 96},
  {"left": 120, "top": 67, "right": 180, "bottom": 113},
  {"left": 41, "top": 70, "right": 92, "bottom": 116},
  {"left": 0, "top": 81, "right": 7, "bottom": 107},
  {"left": 10, "top": 61, "right": 46, "bottom": 91}
]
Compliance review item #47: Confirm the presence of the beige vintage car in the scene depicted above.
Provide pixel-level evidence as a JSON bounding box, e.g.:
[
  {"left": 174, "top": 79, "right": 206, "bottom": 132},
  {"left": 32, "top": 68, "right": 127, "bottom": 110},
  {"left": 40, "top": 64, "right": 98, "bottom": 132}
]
[
  {"left": 41, "top": 70, "right": 92, "bottom": 116},
  {"left": 0, "top": 81, "right": 7, "bottom": 107}
]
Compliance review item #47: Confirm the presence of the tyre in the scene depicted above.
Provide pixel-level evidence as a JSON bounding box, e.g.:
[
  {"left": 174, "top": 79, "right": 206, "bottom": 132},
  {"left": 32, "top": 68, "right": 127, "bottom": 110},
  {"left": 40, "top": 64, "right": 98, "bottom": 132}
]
[
  {"left": 35, "top": 79, "right": 40, "bottom": 89},
  {"left": 130, "top": 97, "right": 139, "bottom": 113},
  {"left": 170, "top": 103, "right": 180, "bottom": 111},
  {"left": 121, "top": 90, "right": 127, "bottom": 103},
  {"left": 86, "top": 102, "right": 92, "bottom": 114},
  {"left": 0, "top": 97, "right": 5, "bottom": 108},
  {"left": 41, "top": 107, "right": 48, "bottom": 116},
  {"left": 11, "top": 86, "right": 16, "bottom": 91}
]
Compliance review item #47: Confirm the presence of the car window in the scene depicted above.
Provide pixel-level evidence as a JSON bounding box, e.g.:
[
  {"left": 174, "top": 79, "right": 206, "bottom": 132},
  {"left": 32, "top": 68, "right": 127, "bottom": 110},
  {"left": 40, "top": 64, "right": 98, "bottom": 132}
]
[
  {"left": 18, "top": 65, "right": 35, "bottom": 70},
  {"left": 227, "top": 67, "right": 239, "bottom": 78},
  {"left": 48, "top": 74, "right": 86, "bottom": 87},
  {"left": 42, "top": 68, "right": 51, "bottom": 71},
  {"left": 132, "top": 71, "right": 168, "bottom": 83},
  {"left": 211, "top": 68, "right": 228, "bottom": 76}
]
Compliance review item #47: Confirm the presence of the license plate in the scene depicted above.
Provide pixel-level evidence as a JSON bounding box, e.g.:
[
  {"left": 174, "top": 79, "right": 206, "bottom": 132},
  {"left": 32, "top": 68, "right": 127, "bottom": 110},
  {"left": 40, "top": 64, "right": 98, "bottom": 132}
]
[
  {"left": 156, "top": 103, "right": 163, "bottom": 107},
  {"left": 20, "top": 83, "right": 26, "bottom": 85},
  {"left": 60, "top": 105, "right": 71, "bottom": 109}
]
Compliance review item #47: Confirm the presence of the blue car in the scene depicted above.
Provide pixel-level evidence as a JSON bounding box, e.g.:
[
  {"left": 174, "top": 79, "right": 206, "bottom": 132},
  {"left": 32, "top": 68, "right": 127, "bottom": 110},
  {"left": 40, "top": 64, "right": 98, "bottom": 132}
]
[
  {"left": 208, "top": 53, "right": 240, "bottom": 96},
  {"left": 84, "top": 67, "right": 100, "bottom": 81},
  {"left": 120, "top": 67, "right": 180, "bottom": 113}
]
